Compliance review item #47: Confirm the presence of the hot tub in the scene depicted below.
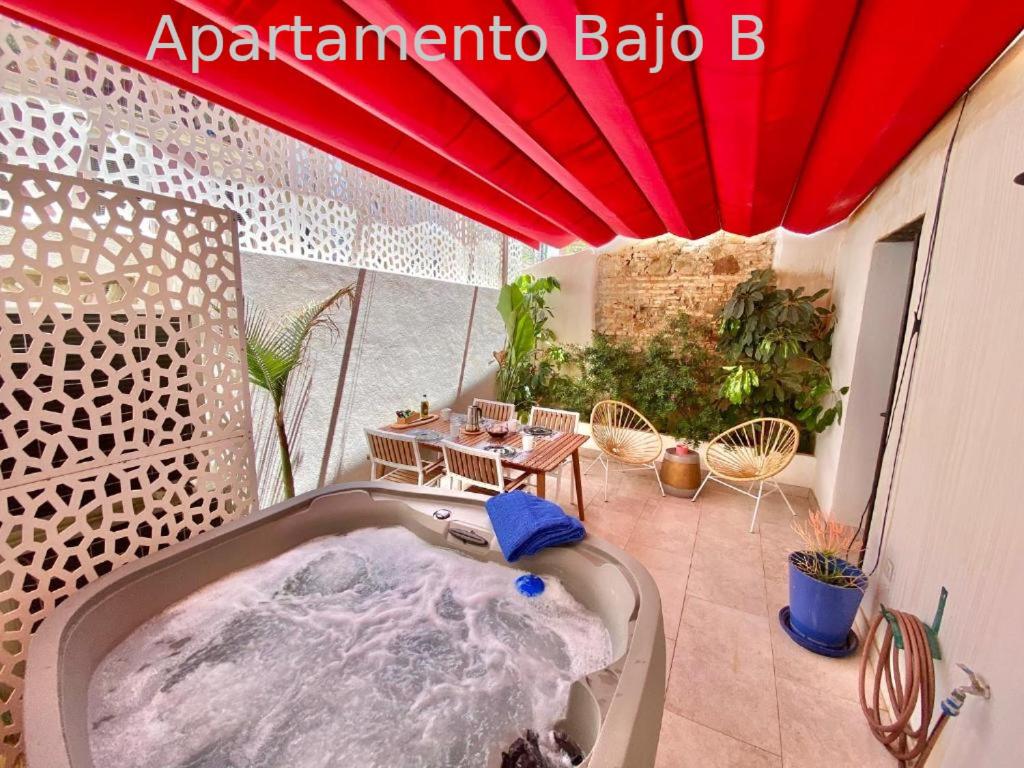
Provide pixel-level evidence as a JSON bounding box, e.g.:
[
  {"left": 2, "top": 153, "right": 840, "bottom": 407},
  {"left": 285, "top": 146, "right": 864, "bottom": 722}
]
[{"left": 25, "top": 482, "right": 666, "bottom": 767}]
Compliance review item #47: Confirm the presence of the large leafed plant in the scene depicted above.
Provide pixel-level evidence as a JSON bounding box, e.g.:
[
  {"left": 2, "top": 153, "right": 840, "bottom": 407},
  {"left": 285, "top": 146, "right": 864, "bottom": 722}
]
[
  {"left": 246, "top": 285, "right": 353, "bottom": 498},
  {"left": 494, "top": 274, "right": 560, "bottom": 412},
  {"left": 717, "top": 269, "right": 847, "bottom": 434}
]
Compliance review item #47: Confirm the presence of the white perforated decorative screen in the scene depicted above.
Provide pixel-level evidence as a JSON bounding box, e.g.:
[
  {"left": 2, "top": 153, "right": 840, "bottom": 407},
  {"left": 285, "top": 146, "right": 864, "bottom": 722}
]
[
  {"left": 0, "top": 16, "right": 544, "bottom": 288},
  {"left": 0, "top": 163, "right": 257, "bottom": 762}
]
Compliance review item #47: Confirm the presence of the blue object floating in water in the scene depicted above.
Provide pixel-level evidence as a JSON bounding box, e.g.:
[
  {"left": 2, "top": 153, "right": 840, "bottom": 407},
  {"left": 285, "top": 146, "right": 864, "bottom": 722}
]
[{"left": 516, "top": 574, "right": 545, "bottom": 597}]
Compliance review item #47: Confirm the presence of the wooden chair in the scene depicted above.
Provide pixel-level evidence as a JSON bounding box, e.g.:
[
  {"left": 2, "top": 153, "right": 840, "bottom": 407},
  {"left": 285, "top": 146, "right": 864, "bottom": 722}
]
[
  {"left": 587, "top": 400, "right": 665, "bottom": 501},
  {"left": 365, "top": 428, "right": 444, "bottom": 486},
  {"left": 692, "top": 418, "right": 799, "bottom": 533},
  {"left": 472, "top": 397, "right": 516, "bottom": 422},
  {"left": 529, "top": 405, "right": 580, "bottom": 503},
  {"left": 440, "top": 441, "right": 530, "bottom": 495}
]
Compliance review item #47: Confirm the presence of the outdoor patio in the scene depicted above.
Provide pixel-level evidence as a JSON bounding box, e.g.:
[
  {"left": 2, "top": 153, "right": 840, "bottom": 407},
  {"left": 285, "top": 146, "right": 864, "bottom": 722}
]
[
  {"left": 566, "top": 466, "right": 890, "bottom": 768},
  {"left": 1, "top": 4, "right": 1022, "bottom": 768}
]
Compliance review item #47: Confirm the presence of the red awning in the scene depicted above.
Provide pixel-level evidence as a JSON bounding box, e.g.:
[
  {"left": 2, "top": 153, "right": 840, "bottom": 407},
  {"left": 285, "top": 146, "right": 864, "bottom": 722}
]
[{"left": 3, "top": 1, "right": 1021, "bottom": 247}]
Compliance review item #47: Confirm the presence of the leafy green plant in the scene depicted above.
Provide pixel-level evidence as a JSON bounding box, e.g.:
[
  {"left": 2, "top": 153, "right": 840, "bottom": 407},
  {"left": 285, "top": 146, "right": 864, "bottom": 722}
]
[
  {"left": 494, "top": 274, "right": 561, "bottom": 412},
  {"left": 540, "top": 313, "right": 730, "bottom": 443},
  {"left": 246, "top": 285, "right": 353, "bottom": 498},
  {"left": 717, "top": 269, "right": 848, "bottom": 435}
]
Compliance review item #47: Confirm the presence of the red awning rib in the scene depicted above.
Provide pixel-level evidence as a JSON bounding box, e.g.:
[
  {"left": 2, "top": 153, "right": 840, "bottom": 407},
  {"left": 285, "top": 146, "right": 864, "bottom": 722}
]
[{"left": 4, "top": 0, "right": 1023, "bottom": 245}]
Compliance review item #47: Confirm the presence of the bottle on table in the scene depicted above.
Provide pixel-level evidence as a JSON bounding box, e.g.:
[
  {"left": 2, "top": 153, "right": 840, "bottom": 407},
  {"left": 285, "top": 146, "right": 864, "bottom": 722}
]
[{"left": 420, "top": 395, "right": 429, "bottom": 418}]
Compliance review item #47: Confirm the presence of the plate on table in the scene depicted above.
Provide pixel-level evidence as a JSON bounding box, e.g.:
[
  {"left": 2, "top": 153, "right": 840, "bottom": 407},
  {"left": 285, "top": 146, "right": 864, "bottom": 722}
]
[
  {"left": 482, "top": 445, "right": 516, "bottom": 458},
  {"left": 408, "top": 429, "right": 443, "bottom": 443},
  {"left": 522, "top": 426, "right": 553, "bottom": 437}
]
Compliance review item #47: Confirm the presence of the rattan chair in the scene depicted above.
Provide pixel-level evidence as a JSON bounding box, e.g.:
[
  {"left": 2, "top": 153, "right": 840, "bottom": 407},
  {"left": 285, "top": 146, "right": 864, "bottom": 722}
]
[
  {"left": 365, "top": 428, "right": 444, "bottom": 486},
  {"left": 472, "top": 397, "right": 516, "bottom": 422},
  {"left": 586, "top": 400, "right": 665, "bottom": 501},
  {"left": 440, "top": 441, "right": 530, "bottom": 495},
  {"left": 529, "top": 405, "right": 580, "bottom": 503},
  {"left": 692, "top": 418, "right": 799, "bottom": 533}
]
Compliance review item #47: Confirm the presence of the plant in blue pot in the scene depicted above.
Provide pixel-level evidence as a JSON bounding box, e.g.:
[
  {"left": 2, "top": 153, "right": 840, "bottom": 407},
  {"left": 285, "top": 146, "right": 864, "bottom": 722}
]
[{"left": 780, "top": 512, "right": 867, "bottom": 658}]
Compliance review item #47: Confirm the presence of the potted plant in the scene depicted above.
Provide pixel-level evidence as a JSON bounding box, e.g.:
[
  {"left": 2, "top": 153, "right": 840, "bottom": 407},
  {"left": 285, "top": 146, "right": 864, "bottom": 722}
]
[
  {"left": 783, "top": 512, "right": 866, "bottom": 657},
  {"left": 246, "top": 285, "right": 353, "bottom": 498}
]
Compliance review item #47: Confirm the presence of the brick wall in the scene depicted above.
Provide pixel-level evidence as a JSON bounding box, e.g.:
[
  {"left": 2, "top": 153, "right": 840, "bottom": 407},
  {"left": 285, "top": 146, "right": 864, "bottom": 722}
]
[{"left": 595, "top": 231, "right": 776, "bottom": 342}]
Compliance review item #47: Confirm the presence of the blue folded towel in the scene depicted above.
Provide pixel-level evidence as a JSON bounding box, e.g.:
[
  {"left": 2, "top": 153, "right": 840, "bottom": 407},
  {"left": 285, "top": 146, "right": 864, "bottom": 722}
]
[{"left": 485, "top": 490, "right": 585, "bottom": 562}]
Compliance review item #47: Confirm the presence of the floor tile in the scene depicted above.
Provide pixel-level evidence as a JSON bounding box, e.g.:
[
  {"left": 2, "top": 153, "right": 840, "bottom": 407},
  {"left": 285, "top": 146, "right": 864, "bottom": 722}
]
[
  {"left": 758, "top": 520, "right": 806, "bottom": 552},
  {"left": 657, "top": 493, "right": 705, "bottom": 516},
  {"left": 580, "top": 466, "right": 624, "bottom": 499},
  {"left": 697, "top": 500, "right": 764, "bottom": 545},
  {"left": 627, "top": 541, "right": 693, "bottom": 576},
  {"left": 582, "top": 501, "right": 641, "bottom": 548},
  {"left": 629, "top": 500, "right": 699, "bottom": 554},
  {"left": 776, "top": 677, "right": 891, "bottom": 768},
  {"left": 767, "top": 597, "right": 864, "bottom": 704},
  {"left": 764, "top": 574, "right": 789, "bottom": 610},
  {"left": 665, "top": 635, "right": 676, "bottom": 690},
  {"left": 647, "top": 476, "right": 880, "bottom": 767},
  {"left": 656, "top": 710, "right": 782, "bottom": 768},
  {"left": 658, "top": 583, "right": 687, "bottom": 642},
  {"left": 698, "top": 486, "right": 803, "bottom": 531},
  {"left": 626, "top": 541, "right": 692, "bottom": 640},
  {"left": 760, "top": 537, "right": 798, "bottom": 581},
  {"left": 686, "top": 533, "right": 767, "bottom": 617},
  {"left": 617, "top": 469, "right": 666, "bottom": 496},
  {"left": 666, "top": 597, "right": 781, "bottom": 754}
]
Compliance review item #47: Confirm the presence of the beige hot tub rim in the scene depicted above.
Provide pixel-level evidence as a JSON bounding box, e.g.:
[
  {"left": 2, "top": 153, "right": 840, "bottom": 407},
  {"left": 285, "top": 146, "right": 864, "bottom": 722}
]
[{"left": 24, "top": 482, "right": 666, "bottom": 768}]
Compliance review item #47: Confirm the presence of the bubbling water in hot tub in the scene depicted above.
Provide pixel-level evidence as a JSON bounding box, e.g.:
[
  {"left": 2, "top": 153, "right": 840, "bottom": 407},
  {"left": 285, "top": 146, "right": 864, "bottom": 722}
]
[{"left": 88, "top": 527, "right": 614, "bottom": 768}]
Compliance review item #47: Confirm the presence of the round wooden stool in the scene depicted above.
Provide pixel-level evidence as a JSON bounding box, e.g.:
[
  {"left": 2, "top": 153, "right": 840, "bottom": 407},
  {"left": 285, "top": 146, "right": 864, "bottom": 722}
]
[{"left": 659, "top": 449, "right": 702, "bottom": 498}]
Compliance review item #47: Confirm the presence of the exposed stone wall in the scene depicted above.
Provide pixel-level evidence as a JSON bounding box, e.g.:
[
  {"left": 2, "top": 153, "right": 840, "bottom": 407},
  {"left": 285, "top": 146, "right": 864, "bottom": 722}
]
[{"left": 595, "top": 231, "right": 776, "bottom": 342}]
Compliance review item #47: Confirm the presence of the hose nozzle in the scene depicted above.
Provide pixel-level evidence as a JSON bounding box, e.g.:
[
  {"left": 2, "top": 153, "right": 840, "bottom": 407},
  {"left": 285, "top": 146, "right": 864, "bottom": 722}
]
[{"left": 941, "top": 664, "right": 990, "bottom": 717}]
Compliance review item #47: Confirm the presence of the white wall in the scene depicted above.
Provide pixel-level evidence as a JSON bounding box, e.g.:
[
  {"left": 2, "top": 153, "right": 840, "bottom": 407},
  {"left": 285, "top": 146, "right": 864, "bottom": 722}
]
[
  {"left": 787, "top": 39, "right": 1024, "bottom": 768},
  {"left": 829, "top": 240, "right": 916, "bottom": 523},
  {"left": 525, "top": 247, "right": 600, "bottom": 345},
  {"left": 794, "top": 106, "right": 958, "bottom": 517},
  {"left": 241, "top": 254, "right": 505, "bottom": 501},
  {"left": 241, "top": 253, "right": 360, "bottom": 502},
  {"left": 771, "top": 224, "right": 844, "bottom": 293}
]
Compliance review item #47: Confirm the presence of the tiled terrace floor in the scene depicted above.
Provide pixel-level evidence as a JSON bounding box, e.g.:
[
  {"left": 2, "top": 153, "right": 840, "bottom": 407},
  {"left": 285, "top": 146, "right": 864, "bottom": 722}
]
[{"left": 552, "top": 462, "right": 892, "bottom": 768}]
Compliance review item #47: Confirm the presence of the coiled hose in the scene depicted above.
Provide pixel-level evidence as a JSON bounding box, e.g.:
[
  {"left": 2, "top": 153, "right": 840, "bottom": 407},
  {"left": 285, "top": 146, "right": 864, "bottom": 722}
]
[{"left": 859, "top": 609, "right": 946, "bottom": 767}]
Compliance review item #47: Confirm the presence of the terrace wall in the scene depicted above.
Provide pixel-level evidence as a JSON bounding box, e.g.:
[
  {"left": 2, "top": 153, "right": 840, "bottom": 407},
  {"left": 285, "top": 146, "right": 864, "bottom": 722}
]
[
  {"left": 241, "top": 253, "right": 505, "bottom": 503},
  {"left": 530, "top": 229, "right": 835, "bottom": 348},
  {"left": 594, "top": 231, "right": 776, "bottom": 343},
  {"left": 0, "top": 15, "right": 516, "bottom": 508},
  {"left": 787, "top": 38, "right": 1024, "bottom": 768}
]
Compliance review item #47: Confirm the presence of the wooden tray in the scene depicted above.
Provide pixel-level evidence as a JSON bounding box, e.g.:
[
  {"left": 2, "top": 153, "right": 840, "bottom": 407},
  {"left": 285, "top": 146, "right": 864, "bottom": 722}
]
[{"left": 388, "top": 413, "right": 439, "bottom": 430}]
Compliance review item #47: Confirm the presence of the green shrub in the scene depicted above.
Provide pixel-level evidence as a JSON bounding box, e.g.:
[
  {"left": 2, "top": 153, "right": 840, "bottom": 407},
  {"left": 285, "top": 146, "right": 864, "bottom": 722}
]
[
  {"left": 539, "top": 313, "right": 730, "bottom": 444},
  {"left": 534, "top": 271, "right": 844, "bottom": 454},
  {"left": 717, "top": 268, "right": 847, "bottom": 436}
]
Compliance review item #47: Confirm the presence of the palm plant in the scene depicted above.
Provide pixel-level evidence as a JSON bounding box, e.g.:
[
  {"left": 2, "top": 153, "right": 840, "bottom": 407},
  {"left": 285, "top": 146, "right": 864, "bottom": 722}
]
[{"left": 245, "top": 285, "right": 354, "bottom": 498}]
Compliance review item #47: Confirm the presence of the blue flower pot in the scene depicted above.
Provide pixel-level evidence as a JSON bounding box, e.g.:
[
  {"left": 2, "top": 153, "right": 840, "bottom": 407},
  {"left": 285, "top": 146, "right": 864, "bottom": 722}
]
[{"left": 787, "top": 552, "right": 866, "bottom": 649}]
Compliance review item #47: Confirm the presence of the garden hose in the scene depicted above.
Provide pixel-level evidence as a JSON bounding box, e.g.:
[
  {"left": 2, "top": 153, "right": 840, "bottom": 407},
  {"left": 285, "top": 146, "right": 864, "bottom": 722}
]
[{"left": 859, "top": 608, "right": 941, "bottom": 767}]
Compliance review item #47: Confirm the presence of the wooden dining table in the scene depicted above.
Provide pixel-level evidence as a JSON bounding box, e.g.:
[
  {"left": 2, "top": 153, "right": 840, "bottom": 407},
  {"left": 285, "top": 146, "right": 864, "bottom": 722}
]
[{"left": 382, "top": 414, "right": 588, "bottom": 520}]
